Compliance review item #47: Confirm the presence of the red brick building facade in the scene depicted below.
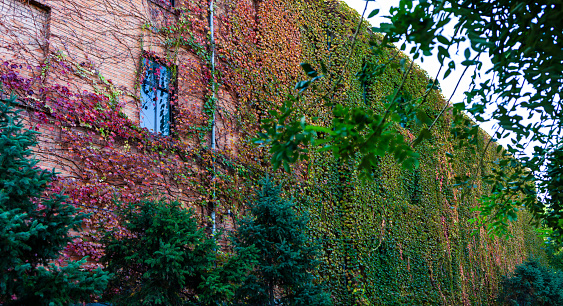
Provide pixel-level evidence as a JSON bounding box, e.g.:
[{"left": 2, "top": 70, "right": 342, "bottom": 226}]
[
  {"left": 0, "top": 0, "right": 273, "bottom": 260},
  {"left": 0, "top": 0, "right": 241, "bottom": 150}
]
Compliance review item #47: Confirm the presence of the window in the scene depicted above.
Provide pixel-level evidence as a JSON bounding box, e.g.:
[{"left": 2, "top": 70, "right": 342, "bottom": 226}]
[
  {"left": 0, "top": 0, "right": 50, "bottom": 65},
  {"left": 150, "top": 0, "right": 174, "bottom": 8},
  {"left": 140, "top": 58, "right": 171, "bottom": 136}
]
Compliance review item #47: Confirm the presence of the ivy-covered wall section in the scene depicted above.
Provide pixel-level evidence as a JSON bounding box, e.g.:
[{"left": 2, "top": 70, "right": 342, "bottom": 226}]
[
  {"left": 0, "top": 0, "right": 543, "bottom": 305},
  {"left": 220, "top": 0, "right": 544, "bottom": 304}
]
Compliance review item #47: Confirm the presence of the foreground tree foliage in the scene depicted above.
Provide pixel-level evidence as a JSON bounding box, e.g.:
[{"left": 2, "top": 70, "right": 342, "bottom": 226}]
[
  {"left": 102, "top": 199, "right": 257, "bottom": 306},
  {"left": 0, "top": 88, "right": 109, "bottom": 305},
  {"left": 234, "top": 177, "right": 332, "bottom": 306},
  {"left": 498, "top": 259, "right": 563, "bottom": 306},
  {"left": 376, "top": 1, "right": 563, "bottom": 241}
]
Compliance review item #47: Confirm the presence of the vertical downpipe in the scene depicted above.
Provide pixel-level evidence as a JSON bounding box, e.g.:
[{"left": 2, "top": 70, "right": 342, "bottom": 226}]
[{"left": 209, "top": 0, "right": 217, "bottom": 236}]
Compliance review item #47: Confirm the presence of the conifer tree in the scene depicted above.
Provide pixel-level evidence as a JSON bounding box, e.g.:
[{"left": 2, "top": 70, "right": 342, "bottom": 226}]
[
  {"left": 0, "top": 88, "right": 109, "bottom": 305},
  {"left": 234, "top": 177, "right": 332, "bottom": 306},
  {"left": 497, "top": 259, "right": 563, "bottom": 305},
  {"left": 103, "top": 199, "right": 256, "bottom": 306}
]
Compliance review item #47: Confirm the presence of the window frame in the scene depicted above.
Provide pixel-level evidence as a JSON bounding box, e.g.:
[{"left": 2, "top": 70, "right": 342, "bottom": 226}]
[
  {"left": 148, "top": 0, "right": 175, "bottom": 10},
  {"left": 139, "top": 54, "right": 176, "bottom": 137}
]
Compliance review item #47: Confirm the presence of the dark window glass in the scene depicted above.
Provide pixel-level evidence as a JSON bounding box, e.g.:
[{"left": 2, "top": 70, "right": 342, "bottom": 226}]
[
  {"left": 151, "top": 0, "right": 174, "bottom": 7},
  {"left": 140, "top": 58, "right": 171, "bottom": 136}
]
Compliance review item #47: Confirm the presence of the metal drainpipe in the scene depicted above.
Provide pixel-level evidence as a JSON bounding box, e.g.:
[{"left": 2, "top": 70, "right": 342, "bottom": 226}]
[{"left": 209, "top": 0, "right": 217, "bottom": 236}]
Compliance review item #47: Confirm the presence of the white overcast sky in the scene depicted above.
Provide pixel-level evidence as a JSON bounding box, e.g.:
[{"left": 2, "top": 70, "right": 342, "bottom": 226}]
[{"left": 340, "top": 0, "right": 515, "bottom": 148}]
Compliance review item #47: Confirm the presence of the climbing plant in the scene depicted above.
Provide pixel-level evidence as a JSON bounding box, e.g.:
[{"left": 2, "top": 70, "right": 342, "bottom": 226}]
[{"left": 260, "top": 0, "right": 563, "bottom": 243}]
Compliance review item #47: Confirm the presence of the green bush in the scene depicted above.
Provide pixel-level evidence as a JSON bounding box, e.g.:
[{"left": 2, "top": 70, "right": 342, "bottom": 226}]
[
  {"left": 102, "top": 199, "right": 256, "bottom": 305},
  {"left": 0, "top": 89, "right": 109, "bottom": 305},
  {"left": 234, "top": 177, "right": 332, "bottom": 306},
  {"left": 497, "top": 259, "right": 563, "bottom": 306}
]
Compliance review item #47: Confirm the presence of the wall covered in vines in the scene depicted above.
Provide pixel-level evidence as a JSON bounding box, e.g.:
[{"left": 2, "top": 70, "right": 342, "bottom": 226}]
[
  {"left": 0, "top": 0, "right": 544, "bottom": 304},
  {"left": 257, "top": 2, "right": 544, "bottom": 304}
]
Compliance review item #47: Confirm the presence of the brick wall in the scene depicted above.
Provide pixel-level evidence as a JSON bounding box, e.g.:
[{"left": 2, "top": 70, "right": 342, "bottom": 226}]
[
  {"left": 0, "top": 0, "right": 49, "bottom": 68},
  {"left": 0, "top": 0, "right": 244, "bottom": 170},
  {"left": 0, "top": 0, "right": 251, "bottom": 252}
]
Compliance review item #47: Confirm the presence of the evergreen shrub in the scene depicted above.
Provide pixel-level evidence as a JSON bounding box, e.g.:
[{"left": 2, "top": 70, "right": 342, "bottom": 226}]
[
  {"left": 234, "top": 177, "right": 332, "bottom": 306},
  {"left": 0, "top": 88, "right": 109, "bottom": 305},
  {"left": 102, "top": 199, "right": 256, "bottom": 306},
  {"left": 498, "top": 259, "right": 563, "bottom": 306}
]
